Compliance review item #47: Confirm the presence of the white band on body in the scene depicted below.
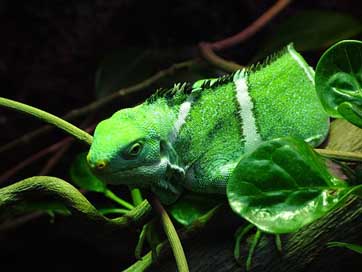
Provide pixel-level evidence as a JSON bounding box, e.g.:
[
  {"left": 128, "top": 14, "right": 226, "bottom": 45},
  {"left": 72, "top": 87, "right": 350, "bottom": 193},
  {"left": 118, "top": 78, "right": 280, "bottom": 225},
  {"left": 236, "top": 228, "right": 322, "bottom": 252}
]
[{"left": 233, "top": 70, "right": 262, "bottom": 153}]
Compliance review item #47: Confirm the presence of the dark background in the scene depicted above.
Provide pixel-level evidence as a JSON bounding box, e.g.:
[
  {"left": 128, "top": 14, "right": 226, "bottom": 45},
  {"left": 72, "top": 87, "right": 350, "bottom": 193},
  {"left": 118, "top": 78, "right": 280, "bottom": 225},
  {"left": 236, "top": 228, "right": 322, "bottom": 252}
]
[{"left": 1, "top": 1, "right": 362, "bottom": 271}]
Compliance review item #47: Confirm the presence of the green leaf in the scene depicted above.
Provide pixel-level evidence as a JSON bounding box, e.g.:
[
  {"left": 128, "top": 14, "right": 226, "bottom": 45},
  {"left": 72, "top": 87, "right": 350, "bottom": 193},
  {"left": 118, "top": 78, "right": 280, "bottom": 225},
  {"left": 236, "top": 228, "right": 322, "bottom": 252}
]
[
  {"left": 168, "top": 192, "right": 223, "bottom": 226},
  {"left": 327, "top": 242, "right": 362, "bottom": 254},
  {"left": 315, "top": 40, "right": 362, "bottom": 127},
  {"left": 70, "top": 152, "right": 107, "bottom": 193},
  {"left": 253, "top": 10, "right": 362, "bottom": 62},
  {"left": 227, "top": 137, "right": 349, "bottom": 234}
]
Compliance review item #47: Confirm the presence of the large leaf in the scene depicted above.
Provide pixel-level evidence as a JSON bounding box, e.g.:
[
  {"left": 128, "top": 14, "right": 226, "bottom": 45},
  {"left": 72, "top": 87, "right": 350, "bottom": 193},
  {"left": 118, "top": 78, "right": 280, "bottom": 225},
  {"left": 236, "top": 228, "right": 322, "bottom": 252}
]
[
  {"left": 253, "top": 10, "right": 362, "bottom": 62},
  {"left": 315, "top": 40, "right": 362, "bottom": 127},
  {"left": 227, "top": 137, "right": 349, "bottom": 234},
  {"left": 168, "top": 192, "right": 223, "bottom": 226},
  {"left": 70, "top": 152, "right": 107, "bottom": 193}
]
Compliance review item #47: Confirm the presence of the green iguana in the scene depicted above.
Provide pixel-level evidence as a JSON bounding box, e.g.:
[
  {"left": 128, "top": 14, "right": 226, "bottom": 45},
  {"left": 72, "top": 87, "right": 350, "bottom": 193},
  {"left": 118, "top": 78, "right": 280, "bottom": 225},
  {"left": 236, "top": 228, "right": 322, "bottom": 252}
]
[{"left": 87, "top": 44, "right": 329, "bottom": 204}]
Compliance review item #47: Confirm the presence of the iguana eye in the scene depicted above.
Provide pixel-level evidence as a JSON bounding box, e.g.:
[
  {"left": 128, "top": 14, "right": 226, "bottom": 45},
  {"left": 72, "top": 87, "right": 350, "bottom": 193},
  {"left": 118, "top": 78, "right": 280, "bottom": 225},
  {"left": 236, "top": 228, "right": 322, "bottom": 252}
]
[
  {"left": 122, "top": 142, "right": 143, "bottom": 160},
  {"left": 128, "top": 142, "right": 143, "bottom": 156}
]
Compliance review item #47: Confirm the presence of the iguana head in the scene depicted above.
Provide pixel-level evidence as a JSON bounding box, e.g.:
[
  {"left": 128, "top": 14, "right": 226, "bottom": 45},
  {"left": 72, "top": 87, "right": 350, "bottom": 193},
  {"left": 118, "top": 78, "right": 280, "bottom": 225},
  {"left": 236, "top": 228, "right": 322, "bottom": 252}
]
[{"left": 87, "top": 106, "right": 169, "bottom": 188}]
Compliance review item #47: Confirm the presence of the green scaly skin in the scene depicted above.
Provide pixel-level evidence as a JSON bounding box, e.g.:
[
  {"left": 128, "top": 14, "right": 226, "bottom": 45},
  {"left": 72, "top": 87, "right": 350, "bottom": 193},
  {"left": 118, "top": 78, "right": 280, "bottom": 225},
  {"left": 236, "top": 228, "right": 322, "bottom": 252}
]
[{"left": 87, "top": 44, "right": 329, "bottom": 204}]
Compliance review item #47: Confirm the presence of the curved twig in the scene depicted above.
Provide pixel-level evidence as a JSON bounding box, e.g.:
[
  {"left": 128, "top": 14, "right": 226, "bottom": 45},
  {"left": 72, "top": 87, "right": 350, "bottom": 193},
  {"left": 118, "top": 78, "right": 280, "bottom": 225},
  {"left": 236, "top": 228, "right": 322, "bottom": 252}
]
[
  {"left": 0, "top": 97, "right": 93, "bottom": 145},
  {"left": 0, "top": 176, "right": 152, "bottom": 230}
]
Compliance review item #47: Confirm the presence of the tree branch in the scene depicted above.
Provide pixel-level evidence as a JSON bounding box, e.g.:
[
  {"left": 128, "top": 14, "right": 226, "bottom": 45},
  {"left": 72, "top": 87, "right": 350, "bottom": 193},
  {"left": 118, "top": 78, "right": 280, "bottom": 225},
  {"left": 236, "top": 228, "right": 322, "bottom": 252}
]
[
  {"left": 0, "top": 59, "right": 197, "bottom": 155},
  {"left": 0, "top": 137, "right": 73, "bottom": 183},
  {"left": 199, "top": 0, "right": 292, "bottom": 72},
  {"left": 210, "top": 0, "right": 292, "bottom": 51},
  {"left": 199, "top": 43, "right": 242, "bottom": 72}
]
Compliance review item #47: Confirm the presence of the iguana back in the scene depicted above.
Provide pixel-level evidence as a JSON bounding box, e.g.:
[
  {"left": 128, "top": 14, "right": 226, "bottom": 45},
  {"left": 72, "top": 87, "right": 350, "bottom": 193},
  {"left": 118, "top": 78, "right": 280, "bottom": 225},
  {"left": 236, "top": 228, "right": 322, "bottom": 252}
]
[{"left": 173, "top": 44, "right": 329, "bottom": 193}]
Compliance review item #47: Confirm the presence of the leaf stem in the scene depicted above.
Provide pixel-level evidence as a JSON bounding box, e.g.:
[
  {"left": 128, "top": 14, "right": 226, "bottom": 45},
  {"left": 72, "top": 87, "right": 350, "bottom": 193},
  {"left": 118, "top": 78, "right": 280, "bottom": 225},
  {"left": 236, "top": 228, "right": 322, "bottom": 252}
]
[
  {"left": 0, "top": 97, "right": 93, "bottom": 145},
  {"left": 345, "top": 184, "right": 362, "bottom": 199},
  {"left": 123, "top": 250, "right": 154, "bottom": 272},
  {"left": 104, "top": 189, "right": 134, "bottom": 210},
  {"left": 98, "top": 208, "right": 129, "bottom": 215},
  {"left": 246, "top": 229, "right": 262, "bottom": 271},
  {"left": 315, "top": 148, "right": 362, "bottom": 162},
  {"left": 327, "top": 241, "right": 362, "bottom": 254},
  {"left": 275, "top": 234, "right": 282, "bottom": 252},
  {"left": 131, "top": 188, "right": 144, "bottom": 206},
  {"left": 124, "top": 205, "right": 219, "bottom": 271},
  {"left": 234, "top": 223, "right": 255, "bottom": 264},
  {"left": 149, "top": 196, "right": 189, "bottom": 272}
]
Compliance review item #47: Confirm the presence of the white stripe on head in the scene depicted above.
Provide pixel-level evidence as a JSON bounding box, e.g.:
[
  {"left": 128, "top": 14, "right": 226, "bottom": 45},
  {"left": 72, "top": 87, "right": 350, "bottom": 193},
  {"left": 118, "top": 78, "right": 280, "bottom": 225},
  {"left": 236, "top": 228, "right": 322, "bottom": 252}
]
[
  {"left": 233, "top": 70, "right": 262, "bottom": 152},
  {"left": 287, "top": 44, "right": 315, "bottom": 84}
]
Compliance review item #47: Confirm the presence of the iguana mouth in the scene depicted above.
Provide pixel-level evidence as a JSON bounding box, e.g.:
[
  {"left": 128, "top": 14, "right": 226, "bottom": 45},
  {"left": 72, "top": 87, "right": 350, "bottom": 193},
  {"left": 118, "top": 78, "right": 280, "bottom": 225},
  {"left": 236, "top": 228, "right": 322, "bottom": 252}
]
[
  {"left": 94, "top": 159, "right": 168, "bottom": 186},
  {"left": 94, "top": 160, "right": 159, "bottom": 176}
]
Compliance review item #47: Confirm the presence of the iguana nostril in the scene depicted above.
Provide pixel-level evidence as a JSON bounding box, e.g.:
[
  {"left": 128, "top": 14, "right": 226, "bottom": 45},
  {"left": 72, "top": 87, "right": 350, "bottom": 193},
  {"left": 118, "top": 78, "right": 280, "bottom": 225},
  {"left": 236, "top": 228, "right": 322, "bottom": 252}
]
[
  {"left": 86, "top": 153, "right": 108, "bottom": 170},
  {"left": 95, "top": 161, "right": 107, "bottom": 170}
]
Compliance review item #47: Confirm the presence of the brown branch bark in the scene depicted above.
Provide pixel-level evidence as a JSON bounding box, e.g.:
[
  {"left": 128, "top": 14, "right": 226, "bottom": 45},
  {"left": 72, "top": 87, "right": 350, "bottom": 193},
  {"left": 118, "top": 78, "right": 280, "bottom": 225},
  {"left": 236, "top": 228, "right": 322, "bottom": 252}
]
[{"left": 199, "top": 43, "right": 242, "bottom": 73}]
